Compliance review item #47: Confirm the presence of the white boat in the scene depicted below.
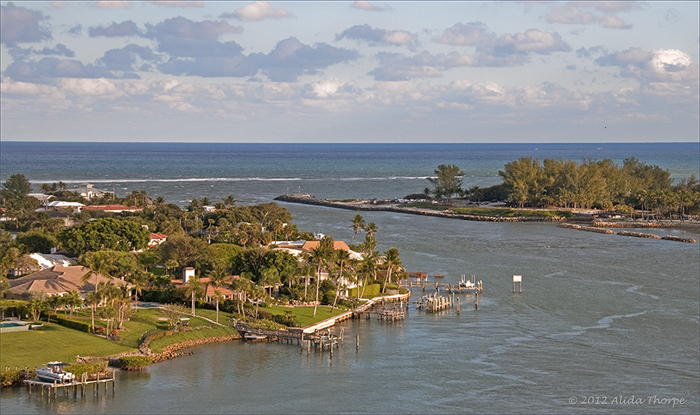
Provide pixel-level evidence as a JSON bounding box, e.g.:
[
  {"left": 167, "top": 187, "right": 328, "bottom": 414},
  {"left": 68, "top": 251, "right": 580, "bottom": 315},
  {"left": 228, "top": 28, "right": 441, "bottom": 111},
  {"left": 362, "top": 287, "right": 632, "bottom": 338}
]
[
  {"left": 458, "top": 275, "right": 478, "bottom": 292},
  {"left": 36, "top": 362, "right": 75, "bottom": 383}
]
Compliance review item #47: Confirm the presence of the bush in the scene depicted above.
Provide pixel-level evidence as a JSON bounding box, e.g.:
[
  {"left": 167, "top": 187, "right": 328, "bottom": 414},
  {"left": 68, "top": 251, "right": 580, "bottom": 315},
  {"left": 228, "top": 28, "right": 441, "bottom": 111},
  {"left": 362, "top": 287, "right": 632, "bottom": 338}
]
[
  {"left": 53, "top": 315, "right": 92, "bottom": 333},
  {"left": 1, "top": 369, "right": 30, "bottom": 386},
  {"left": 118, "top": 356, "right": 152, "bottom": 370},
  {"left": 67, "top": 361, "right": 108, "bottom": 377}
]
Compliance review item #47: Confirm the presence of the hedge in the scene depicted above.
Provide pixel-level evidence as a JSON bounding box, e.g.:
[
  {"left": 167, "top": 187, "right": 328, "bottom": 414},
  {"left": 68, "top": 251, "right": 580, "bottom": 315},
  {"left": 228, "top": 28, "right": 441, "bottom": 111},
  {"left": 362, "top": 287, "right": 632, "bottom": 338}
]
[
  {"left": 119, "top": 356, "right": 152, "bottom": 370},
  {"left": 66, "top": 361, "right": 108, "bottom": 377},
  {"left": 52, "top": 316, "right": 92, "bottom": 333}
]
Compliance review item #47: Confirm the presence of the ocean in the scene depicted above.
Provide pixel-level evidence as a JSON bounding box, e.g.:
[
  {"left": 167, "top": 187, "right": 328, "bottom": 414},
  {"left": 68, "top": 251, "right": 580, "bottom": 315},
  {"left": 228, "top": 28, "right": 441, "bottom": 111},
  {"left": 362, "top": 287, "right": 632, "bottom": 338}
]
[{"left": 1, "top": 142, "right": 698, "bottom": 414}]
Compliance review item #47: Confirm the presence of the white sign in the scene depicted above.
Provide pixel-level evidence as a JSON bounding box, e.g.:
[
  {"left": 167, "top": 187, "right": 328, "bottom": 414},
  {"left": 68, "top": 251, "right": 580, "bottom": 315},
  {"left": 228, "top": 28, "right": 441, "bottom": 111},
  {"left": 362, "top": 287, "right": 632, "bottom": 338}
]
[{"left": 512, "top": 275, "right": 522, "bottom": 282}]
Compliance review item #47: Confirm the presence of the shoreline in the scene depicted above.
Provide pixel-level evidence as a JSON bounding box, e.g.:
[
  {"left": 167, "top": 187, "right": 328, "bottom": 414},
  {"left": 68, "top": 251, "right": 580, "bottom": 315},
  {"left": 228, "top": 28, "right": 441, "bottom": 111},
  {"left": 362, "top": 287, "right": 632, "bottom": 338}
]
[
  {"left": 275, "top": 194, "right": 700, "bottom": 230},
  {"left": 275, "top": 194, "right": 568, "bottom": 222}
]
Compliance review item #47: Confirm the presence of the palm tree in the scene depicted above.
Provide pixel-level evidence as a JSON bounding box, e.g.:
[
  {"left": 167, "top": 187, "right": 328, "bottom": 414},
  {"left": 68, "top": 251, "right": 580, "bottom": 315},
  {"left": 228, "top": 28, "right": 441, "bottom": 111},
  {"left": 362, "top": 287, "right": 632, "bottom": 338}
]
[
  {"left": 365, "top": 222, "right": 379, "bottom": 238},
  {"left": 222, "top": 195, "right": 236, "bottom": 209},
  {"left": 381, "top": 248, "right": 402, "bottom": 294},
  {"left": 185, "top": 275, "right": 204, "bottom": 316},
  {"left": 359, "top": 253, "right": 378, "bottom": 299},
  {"left": 349, "top": 214, "right": 365, "bottom": 243},
  {"left": 80, "top": 250, "right": 116, "bottom": 293},
  {"left": 207, "top": 266, "right": 228, "bottom": 321},
  {"left": 310, "top": 236, "right": 334, "bottom": 317},
  {"left": 64, "top": 290, "right": 83, "bottom": 319},
  {"left": 86, "top": 291, "right": 100, "bottom": 333},
  {"left": 230, "top": 277, "right": 252, "bottom": 315},
  {"left": 331, "top": 250, "right": 350, "bottom": 310}
]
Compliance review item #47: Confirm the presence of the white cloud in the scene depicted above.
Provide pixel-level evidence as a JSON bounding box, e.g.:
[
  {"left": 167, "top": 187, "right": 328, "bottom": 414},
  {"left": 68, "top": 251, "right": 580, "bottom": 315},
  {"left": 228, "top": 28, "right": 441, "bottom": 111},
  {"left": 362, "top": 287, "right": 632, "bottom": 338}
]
[
  {"left": 351, "top": 1, "right": 388, "bottom": 12},
  {"left": 232, "top": 1, "right": 294, "bottom": 22}
]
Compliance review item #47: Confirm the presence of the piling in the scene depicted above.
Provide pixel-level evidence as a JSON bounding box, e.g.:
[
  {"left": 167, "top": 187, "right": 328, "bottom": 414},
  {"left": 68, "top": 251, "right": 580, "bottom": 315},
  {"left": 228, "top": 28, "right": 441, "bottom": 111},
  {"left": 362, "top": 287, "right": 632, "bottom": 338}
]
[
  {"left": 475, "top": 292, "right": 479, "bottom": 309},
  {"left": 356, "top": 335, "right": 359, "bottom": 352}
]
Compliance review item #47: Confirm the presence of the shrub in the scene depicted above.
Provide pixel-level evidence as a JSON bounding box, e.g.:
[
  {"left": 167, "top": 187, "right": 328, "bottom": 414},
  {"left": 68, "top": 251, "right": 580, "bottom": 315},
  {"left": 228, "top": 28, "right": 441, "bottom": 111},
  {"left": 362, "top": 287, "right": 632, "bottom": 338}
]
[
  {"left": 1, "top": 369, "right": 30, "bottom": 387},
  {"left": 67, "top": 361, "right": 108, "bottom": 377},
  {"left": 118, "top": 356, "right": 153, "bottom": 370},
  {"left": 53, "top": 315, "right": 92, "bottom": 333},
  {"left": 110, "top": 329, "right": 119, "bottom": 336}
]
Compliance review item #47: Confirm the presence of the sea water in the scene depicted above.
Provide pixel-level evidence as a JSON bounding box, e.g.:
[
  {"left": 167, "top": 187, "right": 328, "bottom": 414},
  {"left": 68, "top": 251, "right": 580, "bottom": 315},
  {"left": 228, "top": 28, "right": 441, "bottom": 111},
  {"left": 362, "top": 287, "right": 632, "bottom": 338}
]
[{"left": 1, "top": 142, "right": 698, "bottom": 414}]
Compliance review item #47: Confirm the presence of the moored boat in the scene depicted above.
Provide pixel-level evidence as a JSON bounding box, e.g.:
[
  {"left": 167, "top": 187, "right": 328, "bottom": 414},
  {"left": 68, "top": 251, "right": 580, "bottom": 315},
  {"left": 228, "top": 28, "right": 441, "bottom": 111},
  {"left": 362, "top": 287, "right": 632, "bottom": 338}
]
[{"left": 36, "top": 362, "right": 75, "bottom": 383}]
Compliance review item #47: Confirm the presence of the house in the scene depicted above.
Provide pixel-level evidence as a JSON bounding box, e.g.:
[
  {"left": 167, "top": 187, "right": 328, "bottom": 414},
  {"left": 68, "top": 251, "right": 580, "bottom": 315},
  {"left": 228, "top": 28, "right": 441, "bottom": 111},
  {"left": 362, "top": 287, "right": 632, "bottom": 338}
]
[
  {"left": 82, "top": 204, "right": 142, "bottom": 213},
  {"left": 72, "top": 183, "right": 108, "bottom": 200},
  {"left": 28, "top": 193, "right": 54, "bottom": 205},
  {"left": 149, "top": 233, "right": 168, "bottom": 247},
  {"left": 29, "top": 253, "right": 76, "bottom": 270},
  {"left": 170, "top": 269, "right": 245, "bottom": 302},
  {"left": 6, "top": 265, "right": 130, "bottom": 299}
]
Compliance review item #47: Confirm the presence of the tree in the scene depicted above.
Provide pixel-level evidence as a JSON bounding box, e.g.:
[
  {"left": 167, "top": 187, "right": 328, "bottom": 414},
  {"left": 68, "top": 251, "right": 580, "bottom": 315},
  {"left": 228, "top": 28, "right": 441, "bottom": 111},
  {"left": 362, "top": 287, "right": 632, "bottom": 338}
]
[
  {"left": 14, "top": 254, "right": 40, "bottom": 276},
  {"left": 16, "top": 229, "right": 58, "bottom": 254},
  {"left": 427, "top": 164, "right": 465, "bottom": 202},
  {"left": 381, "top": 248, "right": 402, "bottom": 294},
  {"left": 310, "top": 236, "right": 334, "bottom": 317},
  {"left": 161, "top": 303, "right": 188, "bottom": 329},
  {"left": 86, "top": 291, "right": 100, "bottom": 332},
  {"left": 365, "top": 222, "right": 379, "bottom": 239},
  {"left": 59, "top": 217, "right": 150, "bottom": 255},
  {"left": 80, "top": 250, "right": 116, "bottom": 292},
  {"left": 64, "top": 290, "right": 83, "bottom": 319},
  {"left": 2, "top": 174, "right": 33, "bottom": 198},
  {"left": 230, "top": 277, "right": 252, "bottom": 315},
  {"left": 331, "top": 249, "right": 351, "bottom": 310},
  {"left": 349, "top": 214, "right": 365, "bottom": 243},
  {"left": 185, "top": 275, "right": 204, "bottom": 316},
  {"left": 207, "top": 265, "right": 228, "bottom": 323}
]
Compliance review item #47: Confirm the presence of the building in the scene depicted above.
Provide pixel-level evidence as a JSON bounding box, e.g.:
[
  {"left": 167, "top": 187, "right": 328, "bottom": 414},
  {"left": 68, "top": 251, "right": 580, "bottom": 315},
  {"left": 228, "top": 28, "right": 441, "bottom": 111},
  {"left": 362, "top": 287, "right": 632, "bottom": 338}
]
[
  {"left": 148, "top": 233, "right": 168, "bottom": 247},
  {"left": 6, "top": 265, "right": 130, "bottom": 299},
  {"left": 82, "top": 204, "right": 143, "bottom": 213},
  {"left": 72, "top": 183, "right": 108, "bottom": 200}
]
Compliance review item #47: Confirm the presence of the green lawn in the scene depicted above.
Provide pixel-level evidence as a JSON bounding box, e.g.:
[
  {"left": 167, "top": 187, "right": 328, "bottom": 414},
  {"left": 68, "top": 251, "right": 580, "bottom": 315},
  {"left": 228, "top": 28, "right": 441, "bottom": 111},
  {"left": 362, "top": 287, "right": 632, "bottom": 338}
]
[
  {"left": 0, "top": 323, "right": 135, "bottom": 369},
  {"left": 148, "top": 326, "right": 238, "bottom": 353},
  {"left": 192, "top": 308, "right": 235, "bottom": 325}
]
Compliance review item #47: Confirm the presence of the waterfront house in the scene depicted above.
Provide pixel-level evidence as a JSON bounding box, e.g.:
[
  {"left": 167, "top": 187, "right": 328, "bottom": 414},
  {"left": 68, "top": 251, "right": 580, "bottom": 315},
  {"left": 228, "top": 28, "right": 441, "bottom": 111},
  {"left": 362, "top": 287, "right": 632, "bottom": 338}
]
[
  {"left": 6, "top": 265, "right": 130, "bottom": 299},
  {"left": 71, "top": 183, "right": 108, "bottom": 200}
]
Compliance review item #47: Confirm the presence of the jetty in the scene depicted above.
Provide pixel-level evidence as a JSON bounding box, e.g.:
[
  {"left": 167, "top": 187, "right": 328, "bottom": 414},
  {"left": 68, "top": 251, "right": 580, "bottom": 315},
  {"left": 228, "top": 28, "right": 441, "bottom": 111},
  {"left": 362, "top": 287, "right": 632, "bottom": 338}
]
[
  {"left": 23, "top": 371, "right": 115, "bottom": 401},
  {"left": 275, "top": 194, "right": 566, "bottom": 222}
]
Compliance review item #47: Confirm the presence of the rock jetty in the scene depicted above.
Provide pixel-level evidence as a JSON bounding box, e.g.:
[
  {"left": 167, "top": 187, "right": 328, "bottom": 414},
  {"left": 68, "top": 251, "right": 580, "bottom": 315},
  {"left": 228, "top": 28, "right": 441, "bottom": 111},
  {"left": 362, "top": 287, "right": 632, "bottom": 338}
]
[{"left": 275, "top": 194, "right": 565, "bottom": 222}]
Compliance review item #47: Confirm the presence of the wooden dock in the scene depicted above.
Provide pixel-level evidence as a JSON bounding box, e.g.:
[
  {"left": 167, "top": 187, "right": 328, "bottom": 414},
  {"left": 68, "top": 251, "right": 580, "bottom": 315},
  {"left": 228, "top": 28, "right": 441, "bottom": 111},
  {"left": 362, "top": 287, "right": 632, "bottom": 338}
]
[{"left": 23, "top": 371, "right": 115, "bottom": 401}]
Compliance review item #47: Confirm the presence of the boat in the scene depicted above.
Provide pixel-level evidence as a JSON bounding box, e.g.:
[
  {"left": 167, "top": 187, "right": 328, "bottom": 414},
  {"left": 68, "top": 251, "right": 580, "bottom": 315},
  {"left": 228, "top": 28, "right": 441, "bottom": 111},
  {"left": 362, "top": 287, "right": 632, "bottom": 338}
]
[
  {"left": 458, "top": 275, "right": 478, "bottom": 292},
  {"left": 434, "top": 273, "right": 445, "bottom": 279},
  {"left": 36, "top": 362, "right": 75, "bottom": 383}
]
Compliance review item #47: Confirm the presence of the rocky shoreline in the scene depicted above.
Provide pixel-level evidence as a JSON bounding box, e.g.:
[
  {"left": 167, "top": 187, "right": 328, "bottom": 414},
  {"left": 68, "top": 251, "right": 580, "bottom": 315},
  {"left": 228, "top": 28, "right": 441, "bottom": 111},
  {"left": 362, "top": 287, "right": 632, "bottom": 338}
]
[{"left": 274, "top": 194, "right": 567, "bottom": 222}]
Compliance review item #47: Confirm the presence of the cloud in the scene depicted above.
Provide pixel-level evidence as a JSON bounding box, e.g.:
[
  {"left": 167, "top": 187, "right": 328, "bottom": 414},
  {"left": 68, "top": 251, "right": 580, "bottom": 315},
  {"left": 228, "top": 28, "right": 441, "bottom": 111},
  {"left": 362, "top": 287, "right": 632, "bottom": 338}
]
[
  {"left": 1, "top": 3, "right": 52, "bottom": 46},
  {"left": 8, "top": 43, "right": 76, "bottom": 59},
  {"left": 95, "top": 1, "right": 132, "bottom": 10},
  {"left": 99, "top": 44, "right": 158, "bottom": 72},
  {"left": 351, "top": 1, "right": 388, "bottom": 12},
  {"left": 145, "top": 16, "right": 243, "bottom": 57},
  {"left": 546, "top": 2, "right": 635, "bottom": 29},
  {"left": 89, "top": 21, "right": 143, "bottom": 37},
  {"left": 432, "top": 22, "right": 493, "bottom": 46},
  {"left": 495, "top": 29, "right": 570, "bottom": 54},
  {"left": 257, "top": 37, "right": 360, "bottom": 82},
  {"left": 336, "top": 24, "right": 417, "bottom": 48},
  {"left": 595, "top": 47, "right": 698, "bottom": 84},
  {"left": 158, "top": 37, "right": 358, "bottom": 81},
  {"left": 67, "top": 24, "right": 83, "bottom": 35},
  {"left": 228, "top": 1, "right": 294, "bottom": 22},
  {"left": 3, "top": 57, "right": 120, "bottom": 80}
]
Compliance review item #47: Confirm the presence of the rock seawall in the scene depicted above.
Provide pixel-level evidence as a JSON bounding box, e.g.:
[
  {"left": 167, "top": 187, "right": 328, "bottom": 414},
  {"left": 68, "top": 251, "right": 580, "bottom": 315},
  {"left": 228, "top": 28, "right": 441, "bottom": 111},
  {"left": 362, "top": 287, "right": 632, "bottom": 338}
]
[{"left": 275, "top": 194, "right": 565, "bottom": 222}]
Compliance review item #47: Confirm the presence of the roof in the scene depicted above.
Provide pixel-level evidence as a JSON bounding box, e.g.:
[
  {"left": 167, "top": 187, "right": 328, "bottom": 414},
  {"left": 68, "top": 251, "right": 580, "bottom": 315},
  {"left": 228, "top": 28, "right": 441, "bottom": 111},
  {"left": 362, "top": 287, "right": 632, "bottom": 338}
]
[
  {"left": 7, "top": 265, "right": 128, "bottom": 295},
  {"left": 302, "top": 240, "right": 350, "bottom": 252},
  {"left": 150, "top": 233, "right": 167, "bottom": 239},
  {"left": 46, "top": 201, "right": 85, "bottom": 208},
  {"left": 29, "top": 253, "right": 76, "bottom": 270},
  {"left": 82, "top": 205, "right": 142, "bottom": 212}
]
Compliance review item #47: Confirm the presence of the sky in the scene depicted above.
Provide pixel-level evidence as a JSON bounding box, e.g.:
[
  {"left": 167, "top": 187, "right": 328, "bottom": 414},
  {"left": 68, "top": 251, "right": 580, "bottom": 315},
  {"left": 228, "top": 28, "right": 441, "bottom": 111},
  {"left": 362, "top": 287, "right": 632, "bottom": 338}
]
[{"left": 0, "top": 1, "right": 698, "bottom": 143}]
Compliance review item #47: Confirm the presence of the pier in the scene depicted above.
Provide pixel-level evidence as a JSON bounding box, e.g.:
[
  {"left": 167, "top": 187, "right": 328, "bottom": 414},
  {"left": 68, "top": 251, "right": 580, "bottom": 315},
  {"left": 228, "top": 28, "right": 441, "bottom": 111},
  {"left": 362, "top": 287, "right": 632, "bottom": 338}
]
[{"left": 23, "top": 371, "right": 115, "bottom": 401}]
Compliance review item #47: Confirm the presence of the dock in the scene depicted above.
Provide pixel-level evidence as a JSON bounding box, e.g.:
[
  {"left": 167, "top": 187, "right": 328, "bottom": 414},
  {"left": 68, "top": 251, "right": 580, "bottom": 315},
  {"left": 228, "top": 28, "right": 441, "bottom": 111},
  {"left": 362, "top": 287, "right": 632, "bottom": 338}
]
[{"left": 23, "top": 371, "right": 115, "bottom": 401}]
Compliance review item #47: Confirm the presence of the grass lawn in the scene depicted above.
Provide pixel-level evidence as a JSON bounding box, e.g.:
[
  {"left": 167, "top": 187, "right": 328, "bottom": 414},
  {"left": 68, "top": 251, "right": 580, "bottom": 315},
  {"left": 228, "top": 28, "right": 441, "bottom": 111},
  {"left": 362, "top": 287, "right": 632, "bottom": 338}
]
[
  {"left": 148, "top": 326, "right": 238, "bottom": 353},
  {"left": 192, "top": 308, "right": 235, "bottom": 325},
  {"left": 0, "top": 323, "right": 135, "bottom": 369},
  {"left": 263, "top": 305, "right": 350, "bottom": 328}
]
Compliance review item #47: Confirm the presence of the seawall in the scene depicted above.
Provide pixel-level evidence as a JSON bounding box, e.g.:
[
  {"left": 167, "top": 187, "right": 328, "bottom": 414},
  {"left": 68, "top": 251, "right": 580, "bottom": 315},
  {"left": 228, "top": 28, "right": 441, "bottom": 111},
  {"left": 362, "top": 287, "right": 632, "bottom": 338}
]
[{"left": 275, "top": 194, "right": 565, "bottom": 223}]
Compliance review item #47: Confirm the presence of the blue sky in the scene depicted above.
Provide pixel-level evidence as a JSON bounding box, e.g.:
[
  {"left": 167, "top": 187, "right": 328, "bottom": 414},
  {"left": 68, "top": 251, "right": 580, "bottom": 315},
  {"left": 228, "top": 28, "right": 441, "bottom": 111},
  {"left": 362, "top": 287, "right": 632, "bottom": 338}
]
[{"left": 1, "top": 1, "right": 698, "bottom": 143}]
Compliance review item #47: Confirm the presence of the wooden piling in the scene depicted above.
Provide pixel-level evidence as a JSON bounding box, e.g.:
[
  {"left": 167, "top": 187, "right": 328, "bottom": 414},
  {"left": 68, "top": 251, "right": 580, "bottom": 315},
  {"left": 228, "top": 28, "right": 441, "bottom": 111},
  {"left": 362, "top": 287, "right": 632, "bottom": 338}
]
[
  {"left": 475, "top": 292, "right": 478, "bottom": 309},
  {"left": 356, "top": 335, "right": 359, "bottom": 351}
]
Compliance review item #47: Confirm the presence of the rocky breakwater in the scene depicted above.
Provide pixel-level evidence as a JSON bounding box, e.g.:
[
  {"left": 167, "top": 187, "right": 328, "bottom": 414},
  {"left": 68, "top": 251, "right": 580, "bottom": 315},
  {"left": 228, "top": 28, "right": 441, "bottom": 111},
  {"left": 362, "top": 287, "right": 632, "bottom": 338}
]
[
  {"left": 275, "top": 194, "right": 566, "bottom": 222},
  {"left": 558, "top": 223, "right": 615, "bottom": 234},
  {"left": 147, "top": 334, "right": 242, "bottom": 363}
]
